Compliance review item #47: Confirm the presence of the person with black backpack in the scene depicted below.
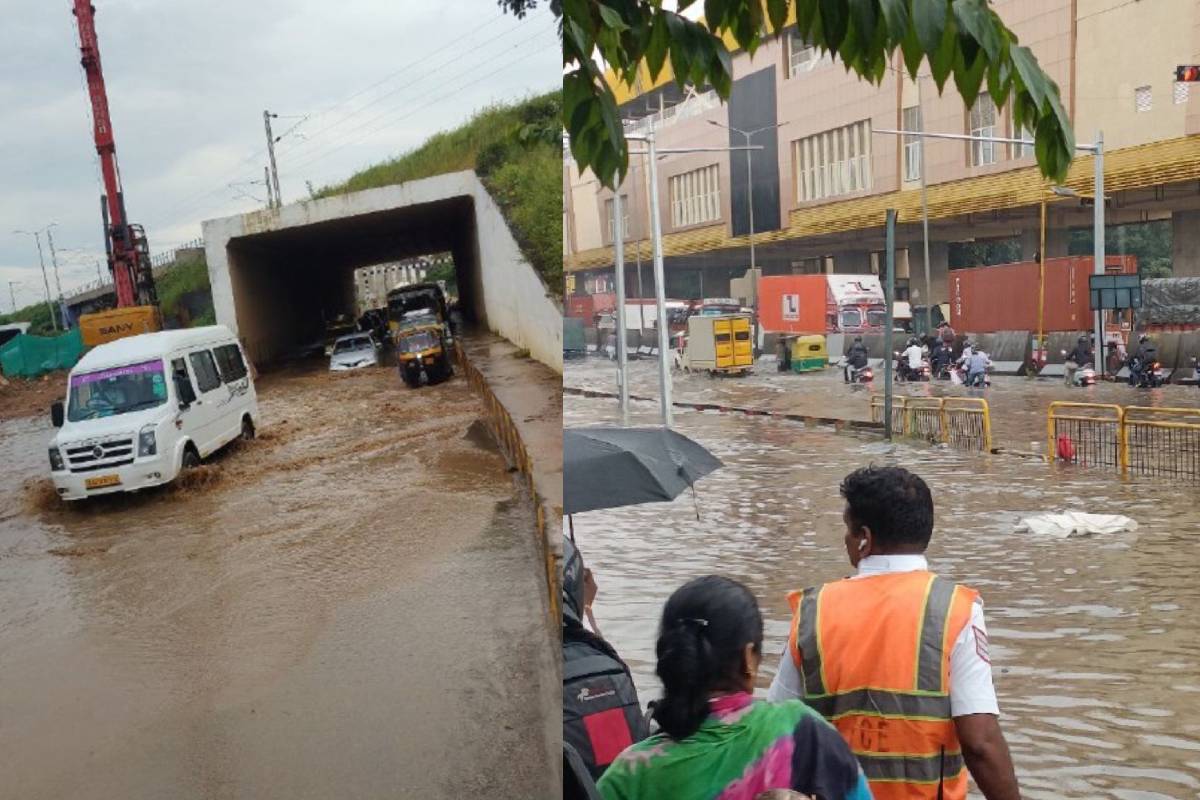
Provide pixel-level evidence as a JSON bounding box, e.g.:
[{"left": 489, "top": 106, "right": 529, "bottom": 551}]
[{"left": 563, "top": 538, "right": 649, "bottom": 786}]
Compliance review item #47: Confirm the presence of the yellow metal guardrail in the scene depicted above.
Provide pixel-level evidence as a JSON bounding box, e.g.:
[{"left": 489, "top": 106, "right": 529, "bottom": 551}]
[
  {"left": 1122, "top": 406, "right": 1200, "bottom": 478},
  {"left": 870, "top": 395, "right": 993, "bottom": 453},
  {"left": 943, "top": 398, "right": 994, "bottom": 453},
  {"left": 1046, "top": 402, "right": 1126, "bottom": 472}
]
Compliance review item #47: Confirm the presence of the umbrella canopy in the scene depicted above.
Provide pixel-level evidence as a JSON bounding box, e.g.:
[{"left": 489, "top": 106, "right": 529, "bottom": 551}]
[{"left": 564, "top": 426, "right": 723, "bottom": 515}]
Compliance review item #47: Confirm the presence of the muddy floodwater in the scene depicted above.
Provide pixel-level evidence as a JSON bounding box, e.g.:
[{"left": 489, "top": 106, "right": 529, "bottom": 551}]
[
  {"left": 0, "top": 359, "right": 557, "bottom": 799},
  {"left": 566, "top": 372, "right": 1200, "bottom": 799},
  {"left": 567, "top": 356, "right": 1200, "bottom": 451}
]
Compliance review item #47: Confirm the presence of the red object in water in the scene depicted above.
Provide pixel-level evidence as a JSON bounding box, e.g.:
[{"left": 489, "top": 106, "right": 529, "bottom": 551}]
[{"left": 1057, "top": 434, "right": 1076, "bottom": 461}]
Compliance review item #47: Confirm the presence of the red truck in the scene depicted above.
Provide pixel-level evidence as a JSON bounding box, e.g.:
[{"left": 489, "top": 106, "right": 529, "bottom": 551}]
[{"left": 758, "top": 275, "right": 887, "bottom": 334}]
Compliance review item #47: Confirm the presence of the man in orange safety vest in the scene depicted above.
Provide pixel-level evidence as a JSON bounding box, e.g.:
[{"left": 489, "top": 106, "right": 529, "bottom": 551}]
[{"left": 768, "top": 466, "right": 1020, "bottom": 800}]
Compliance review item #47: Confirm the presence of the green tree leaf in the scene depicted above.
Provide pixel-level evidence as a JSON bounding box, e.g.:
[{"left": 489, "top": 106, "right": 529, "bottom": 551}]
[
  {"left": 597, "top": 3, "right": 629, "bottom": 32},
  {"left": 848, "top": 0, "right": 877, "bottom": 46},
  {"left": 913, "top": 0, "right": 947, "bottom": 56},
  {"left": 1009, "top": 45, "right": 1047, "bottom": 112},
  {"left": 952, "top": 39, "right": 987, "bottom": 109},
  {"left": 765, "top": 0, "right": 789, "bottom": 32},
  {"left": 879, "top": 0, "right": 910, "bottom": 48}
]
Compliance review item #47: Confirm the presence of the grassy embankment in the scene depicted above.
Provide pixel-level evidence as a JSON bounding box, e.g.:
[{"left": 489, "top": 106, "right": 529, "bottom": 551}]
[{"left": 313, "top": 90, "right": 562, "bottom": 297}]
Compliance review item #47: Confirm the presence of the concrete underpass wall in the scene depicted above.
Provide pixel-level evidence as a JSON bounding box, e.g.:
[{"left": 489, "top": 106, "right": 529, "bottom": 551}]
[{"left": 203, "top": 170, "right": 562, "bottom": 371}]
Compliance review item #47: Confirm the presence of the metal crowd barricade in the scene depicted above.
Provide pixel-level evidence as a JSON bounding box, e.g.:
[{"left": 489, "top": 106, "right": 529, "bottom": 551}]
[
  {"left": 1122, "top": 406, "right": 1200, "bottom": 478},
  {"left": 1046, "top": 402, "right": 1125, "bottom": 472},
  {"left": 943, "top": 398, "right": 993, "bottom": 452},
  {"left": 870, "top": 395, "right": 908, "bottom": 434},
  {"left": 905, "top": 398, "right": 945, "bottom": 443}
]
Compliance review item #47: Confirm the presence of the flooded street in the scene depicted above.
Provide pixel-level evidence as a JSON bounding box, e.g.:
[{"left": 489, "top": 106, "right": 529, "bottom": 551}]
[
  {"left": 567, "top": 356, "right": 1200, "bottom": 451},
  {"left": 566, "top": 367, "right": 1200, "bottom": 799},
  {"left": 0, "top": 359, "right": 557, "bottom": 799}
]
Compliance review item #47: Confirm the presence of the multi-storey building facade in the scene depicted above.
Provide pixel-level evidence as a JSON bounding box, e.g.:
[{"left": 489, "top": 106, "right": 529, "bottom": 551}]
[{"left": 564, "top": 0, "right": 1200, "bottom": 305}]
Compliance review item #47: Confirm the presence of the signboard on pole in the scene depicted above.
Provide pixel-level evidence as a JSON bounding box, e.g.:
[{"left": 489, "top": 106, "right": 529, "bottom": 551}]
[{"left": 1089, "top": 273, "right": 1142, "bottom": 310}]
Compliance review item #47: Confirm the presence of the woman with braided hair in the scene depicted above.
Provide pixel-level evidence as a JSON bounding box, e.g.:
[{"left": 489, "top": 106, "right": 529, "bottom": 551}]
[{"left": 597, "top": 576, "right": 872, "bottom": 800}]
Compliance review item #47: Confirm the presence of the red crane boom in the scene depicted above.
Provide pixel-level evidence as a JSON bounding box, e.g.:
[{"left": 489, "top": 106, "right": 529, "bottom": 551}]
[{"left": 72, "top": 0, "right": 156, "bottom": 310}]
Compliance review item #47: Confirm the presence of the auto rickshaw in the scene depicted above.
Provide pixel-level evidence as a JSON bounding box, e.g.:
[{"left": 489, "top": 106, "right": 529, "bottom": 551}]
[{"left": 777, "top": 334, "right": 828, "bottom": 374}]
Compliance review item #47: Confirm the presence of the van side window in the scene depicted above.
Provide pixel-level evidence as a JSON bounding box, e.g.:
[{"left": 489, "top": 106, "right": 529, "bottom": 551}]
[
  {"left": 213, "top": 343, "right": 248, "bottom": 383},
  {"left": 189, "top": 350, "right": 221, "bottom": 393},
  {"left": 171, "top": 358, "right": 197, "bottom": 404}
]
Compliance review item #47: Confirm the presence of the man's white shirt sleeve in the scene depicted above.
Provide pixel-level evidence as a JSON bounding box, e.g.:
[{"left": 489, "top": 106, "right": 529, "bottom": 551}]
[
  {"left": 949, "top": 600, "right": 999, "bottom": 717},
  {"left": 767, "top": 599, "right": 1000, "bottom": 716}
]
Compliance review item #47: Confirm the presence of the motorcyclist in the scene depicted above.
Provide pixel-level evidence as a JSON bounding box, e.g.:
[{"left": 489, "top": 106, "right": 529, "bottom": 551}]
[
  {"left": 844, "top": 336, "right": 869, "bottom": 382},
  {"left": 1128, "top": 335, "right": 1159, "bottom": 386},
  {"left": 1064, "top": 336, "right": 1093, "bottom": 387},
  {"left": 901, "top": 337, "right": 924, "bottom": 380},
  {"left": 966, "top": 348, "right": 991, "bottom": 387}
]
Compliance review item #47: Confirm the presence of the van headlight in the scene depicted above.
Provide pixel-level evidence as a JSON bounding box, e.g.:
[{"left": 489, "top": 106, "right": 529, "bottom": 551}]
[
  {"left": 49, "top": 447, "right": 64, "bottom": 472},
  {"left": 138, "top": 424, "right": 157, "bottom": 457}
]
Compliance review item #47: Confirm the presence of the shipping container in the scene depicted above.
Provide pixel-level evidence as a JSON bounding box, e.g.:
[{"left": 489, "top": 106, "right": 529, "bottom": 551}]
[
  {"left": 949, "top": 256, "right": 1137, "bottom": 334},
  {"left": 565, "top": 292, "right": 616, "bottom": 320}
]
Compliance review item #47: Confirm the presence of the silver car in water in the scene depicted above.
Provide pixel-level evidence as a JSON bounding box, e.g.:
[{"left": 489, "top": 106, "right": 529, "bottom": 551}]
[{"left": 329, "top": 332, "right": 381, "bottom": 371}]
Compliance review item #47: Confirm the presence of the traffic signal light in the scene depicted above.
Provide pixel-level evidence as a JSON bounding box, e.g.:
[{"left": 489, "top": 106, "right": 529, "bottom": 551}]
[{"left": 1177, "top": 65, "right": 1200, "bottom": 82}]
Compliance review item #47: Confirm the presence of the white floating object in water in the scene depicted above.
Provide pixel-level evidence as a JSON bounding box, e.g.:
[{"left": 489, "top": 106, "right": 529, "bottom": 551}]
[{"left": 1014, "top": 512, "right": 1138, "bottom": 538}]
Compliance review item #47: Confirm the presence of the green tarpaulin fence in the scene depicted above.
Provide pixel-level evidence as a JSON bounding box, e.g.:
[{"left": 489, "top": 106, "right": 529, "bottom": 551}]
[{"left": 0, "top": 328, "right": 83, "bottom": 378}]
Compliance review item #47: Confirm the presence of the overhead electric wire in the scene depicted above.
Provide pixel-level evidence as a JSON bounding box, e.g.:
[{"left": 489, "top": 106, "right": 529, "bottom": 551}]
[
  {"left": 273, "top": 17, "right": 539, "bottom": 162},
  {"left": 283, "top": 23, "right": 558, "bottom": 174},
  {"left": 147, "top": 13, "right": 526, "bottom": 233}
]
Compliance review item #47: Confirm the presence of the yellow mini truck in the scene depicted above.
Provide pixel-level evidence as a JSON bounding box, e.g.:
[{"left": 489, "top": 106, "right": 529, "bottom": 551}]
[{"left": 676, "top": 314, "right": 754, "bottom": 376}]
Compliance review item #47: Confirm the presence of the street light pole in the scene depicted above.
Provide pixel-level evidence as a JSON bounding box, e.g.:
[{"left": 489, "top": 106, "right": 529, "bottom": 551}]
[
  {"left": 612, "top": 190, "right": 630, "bottom": 420},
  {"left": 917, "top": 79, "right": 933, "bottom": 336},
  {"left": 645, "top": 127, "right": 673, "bottom": 427},
  {"left": 8, "top": 281, "right": 18, "bottom": 314},
  {"left": 1092, "top": 131, "right": 1106, "bottom": 375}
]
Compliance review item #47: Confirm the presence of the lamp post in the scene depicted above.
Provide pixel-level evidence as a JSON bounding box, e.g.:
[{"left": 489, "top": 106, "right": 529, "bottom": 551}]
[
  {"left": 875, "top": 127, "right": 1106, "bottom": 372},
  {"left": 623, "top": 133, "right": 765, "bottom": 427},
  {"left": 708, "top": 119, "right": 787, "bottom": 350}
]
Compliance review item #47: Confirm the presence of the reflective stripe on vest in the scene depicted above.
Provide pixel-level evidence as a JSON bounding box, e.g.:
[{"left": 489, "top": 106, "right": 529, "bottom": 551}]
[{"left": 792, "top": 572, "right": 978, "bottom": 800}]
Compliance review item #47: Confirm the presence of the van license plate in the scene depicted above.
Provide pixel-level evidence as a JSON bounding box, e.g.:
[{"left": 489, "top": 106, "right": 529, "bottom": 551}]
[{"left": 85, "top": 474, "right": 121, "bottom": 489}]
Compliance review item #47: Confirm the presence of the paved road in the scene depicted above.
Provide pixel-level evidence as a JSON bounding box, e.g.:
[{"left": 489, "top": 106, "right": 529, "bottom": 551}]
[{"left": 0, "top": 359, "right": 558, "bottom": 799}]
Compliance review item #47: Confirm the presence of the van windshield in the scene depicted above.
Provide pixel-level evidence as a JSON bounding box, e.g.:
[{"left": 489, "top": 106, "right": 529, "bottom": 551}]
[{"left": 67, "top": 359, "right": 168, "bottom": 422}]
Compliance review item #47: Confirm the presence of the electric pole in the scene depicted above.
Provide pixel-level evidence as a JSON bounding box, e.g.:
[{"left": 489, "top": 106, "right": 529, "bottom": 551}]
[
  {"left": 264, "top": 166, "right": 275, "bottom": 209},
  {"left": 13, "top": 229, "right": 58, "bottom": 332},
  {"left": 96, "top": 260, "right": 104, "bottom": 284},
  {"left": 264, "top": 110, "right": 282, "bottom": 209}
]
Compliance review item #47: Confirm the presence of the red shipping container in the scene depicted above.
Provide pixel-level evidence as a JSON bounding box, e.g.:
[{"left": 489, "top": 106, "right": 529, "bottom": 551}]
[
  {"left": 565, "top": 292, "right": 617, "bottom": 319},
  {"left": 949, "top": 256, "right": 1136, "bottom": 333},
  {"left": 758, "top": 275, "right": 829, "bottom": 334}
]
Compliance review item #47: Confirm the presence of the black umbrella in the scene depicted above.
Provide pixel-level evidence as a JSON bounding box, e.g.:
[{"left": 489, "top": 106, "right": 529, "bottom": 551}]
[{"left": 564, "top": 426, "right": 723, "bottom": 516}]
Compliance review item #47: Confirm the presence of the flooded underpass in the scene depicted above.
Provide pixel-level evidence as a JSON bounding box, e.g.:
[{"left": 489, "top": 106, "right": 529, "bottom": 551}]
[
  {"left": 0, "top": 358, "right": 558, "bottom": 799},
  {"left": 567, "top": 356, "right": 1200, "bottom": 452},
  {"left": 566, "top": 377, "right": 1200, "bottom": 799}
]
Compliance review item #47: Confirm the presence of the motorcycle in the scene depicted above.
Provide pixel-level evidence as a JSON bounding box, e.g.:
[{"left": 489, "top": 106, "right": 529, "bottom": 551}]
[
  {"left": 836, "top": 357, "right": 874, "bottom": 383},
  {"left": 952, "top": 360, "right": 992, "bottom": 387},
  {"left": 1060, "top": 350, "right": 1097, "bottom": 387},
  {"left": 895, "top": 354, "right": 931, "bottom": 382},
  {"left": 1129, "top": 359, "right": 1164, "bottom": 388}
]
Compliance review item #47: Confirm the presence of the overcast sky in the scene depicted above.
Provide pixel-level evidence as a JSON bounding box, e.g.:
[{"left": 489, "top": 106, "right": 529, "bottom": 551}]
[{"left": 0, "top": 0, "right": 559, "bottom": 312}]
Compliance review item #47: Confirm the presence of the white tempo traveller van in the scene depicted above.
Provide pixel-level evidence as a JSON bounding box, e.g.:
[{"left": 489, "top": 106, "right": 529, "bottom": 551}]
[{"left": 48, "top": 326, "right": 258, "bottom": 501}]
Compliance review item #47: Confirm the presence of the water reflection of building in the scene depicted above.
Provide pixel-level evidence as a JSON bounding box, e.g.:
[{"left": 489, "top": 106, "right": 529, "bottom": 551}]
[{"left": 564, "top": 1, "right": 1200, "bottom": 303}]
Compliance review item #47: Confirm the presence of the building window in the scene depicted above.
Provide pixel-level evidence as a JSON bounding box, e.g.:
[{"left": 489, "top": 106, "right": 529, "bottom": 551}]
[
  {"left": 902, "top": 106, "right": 922, "bottom": 182},
  {"left": 1009, "top": 108, "right": 1034, "bottom": 159},
  {"left": 1175, "top": 82, "right": 1190, "bottom": 105},
  {"left": 669, "top": 165, "right": 721, "bottom": 228},
  {"left": 605, "top": 195, "right": 629, "bottom": 242},
  {"left": 968, "top": 94, "right": 997, "bottom": 166},
  {"left": 793, "top": 120, "right": 872, "bottom": 202},
  {"left": 786, "top": 29, "right": 816, "bottom": 77},
  {"left": 1135, "top": 85, "right": 1153, "bottom": 112}
]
